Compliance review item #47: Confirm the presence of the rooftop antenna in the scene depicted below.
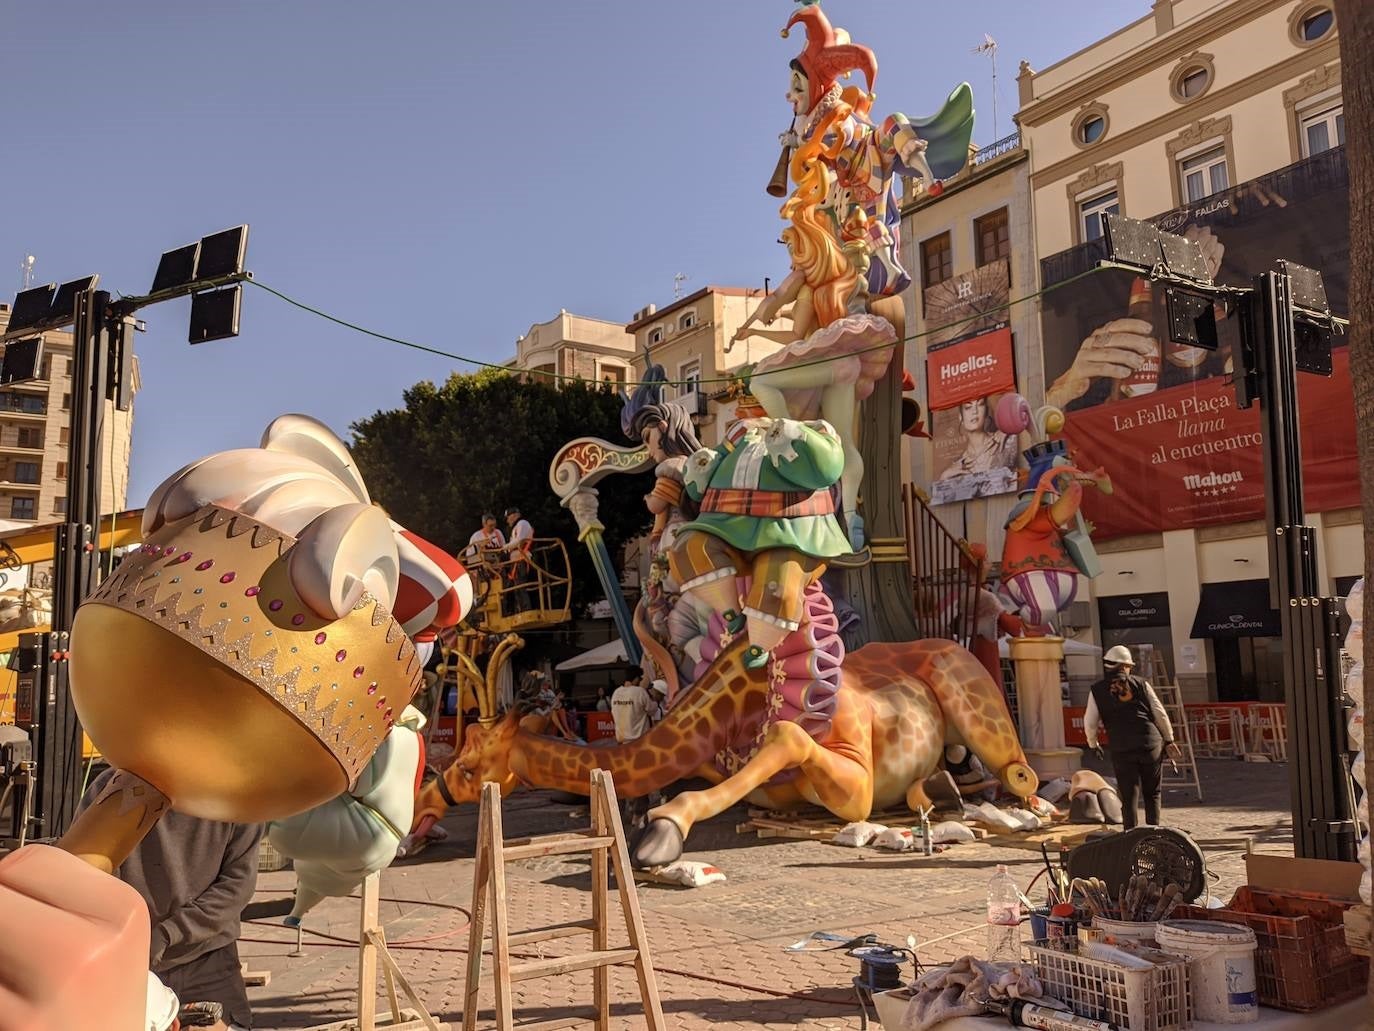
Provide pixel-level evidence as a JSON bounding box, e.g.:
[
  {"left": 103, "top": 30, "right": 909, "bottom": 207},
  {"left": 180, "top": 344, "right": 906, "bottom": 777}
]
[
  {"left": 20, "top": 255, "right": 35, "bottom": 291},
  {"left": 673, "top": 272, "right": 688, "bottom": 300},
  {"left": 973, "top": 34, "right": 999, "bottom": 141}
]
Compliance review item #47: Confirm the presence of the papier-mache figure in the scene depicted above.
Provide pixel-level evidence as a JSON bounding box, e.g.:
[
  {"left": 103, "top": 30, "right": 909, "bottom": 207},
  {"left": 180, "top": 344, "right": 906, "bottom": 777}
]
[
  {"left": 995, "top": 397, "right": 1111, "bottom": 632},
  {"left": 666, "top": 391, "right": 848, "bottom": 669}
]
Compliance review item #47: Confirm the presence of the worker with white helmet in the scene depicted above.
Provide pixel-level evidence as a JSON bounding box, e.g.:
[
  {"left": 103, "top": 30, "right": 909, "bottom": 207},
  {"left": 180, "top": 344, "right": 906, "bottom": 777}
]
[{"left": 1084, "top": 645, "right": 1182, "bottom": 829}]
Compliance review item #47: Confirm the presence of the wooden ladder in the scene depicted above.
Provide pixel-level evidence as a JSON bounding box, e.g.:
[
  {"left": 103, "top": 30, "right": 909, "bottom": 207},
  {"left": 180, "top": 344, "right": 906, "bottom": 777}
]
[
  {"left": 463, "top": 769, "right": 668, "bottom": 1031},
  {"left": 1141, "top": 646, "right": 1203, "bottom": 801}
]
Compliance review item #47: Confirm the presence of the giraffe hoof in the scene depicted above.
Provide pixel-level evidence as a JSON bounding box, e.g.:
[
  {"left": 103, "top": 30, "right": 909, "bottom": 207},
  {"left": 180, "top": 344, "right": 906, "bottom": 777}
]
[
  {"left": 632, "top": 818, "right": 685, "bottom": 869},
  {"left": 999, "top": 761, "right": 1039, "bottom": 800}
]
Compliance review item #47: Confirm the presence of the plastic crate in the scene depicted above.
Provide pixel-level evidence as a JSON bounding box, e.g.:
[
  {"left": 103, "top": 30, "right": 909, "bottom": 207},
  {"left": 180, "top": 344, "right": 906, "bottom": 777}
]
[
  {"left": 1026, "top": 940, "right": 1190, "bottom": 1031},
  {"left": 257, "top": 839, "right": 291, "bottom": 873},
  {"left": 1174, "top": 885, "right": 1368, "bottom": 1012}
]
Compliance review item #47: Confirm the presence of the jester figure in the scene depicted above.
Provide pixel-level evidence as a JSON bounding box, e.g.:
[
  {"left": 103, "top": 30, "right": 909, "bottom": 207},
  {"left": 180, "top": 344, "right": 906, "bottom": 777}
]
[
  {"left": 1000, "top": 439, "right": 1111, "bottom": 633},
  {"left": 667, "top": 391, "right": 849, "bottom": 669},
  {"left": 779, "top": 2, "right": 975, "bottom": 298}
]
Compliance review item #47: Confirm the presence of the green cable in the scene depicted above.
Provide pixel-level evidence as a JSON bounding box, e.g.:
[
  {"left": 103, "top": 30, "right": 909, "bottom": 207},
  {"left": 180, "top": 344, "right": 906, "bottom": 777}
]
[{"left": 245, "top": 265, "right": 1106, "bottom": 392}]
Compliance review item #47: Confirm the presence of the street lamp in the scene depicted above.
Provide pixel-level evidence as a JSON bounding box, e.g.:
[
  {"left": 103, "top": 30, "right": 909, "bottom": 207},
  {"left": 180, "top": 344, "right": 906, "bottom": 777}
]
[{"left": 1100, "top": 213, "right": 1355, "bottom": 861}]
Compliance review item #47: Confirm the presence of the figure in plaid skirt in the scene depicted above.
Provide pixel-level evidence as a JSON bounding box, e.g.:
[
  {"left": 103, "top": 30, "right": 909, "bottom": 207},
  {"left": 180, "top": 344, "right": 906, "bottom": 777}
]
[{"left": 667, "top": 392, "right": 848, "bottom": 669}]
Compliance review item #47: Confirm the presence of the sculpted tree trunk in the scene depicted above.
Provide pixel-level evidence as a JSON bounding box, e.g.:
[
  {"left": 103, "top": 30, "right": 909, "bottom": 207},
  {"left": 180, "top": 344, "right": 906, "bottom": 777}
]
[
  {"left": 840, "top": 295, "right": 919, "bottom": 649},
  {"left": 1333, "top": 0, "right": 1372, "bottom": 1002}
]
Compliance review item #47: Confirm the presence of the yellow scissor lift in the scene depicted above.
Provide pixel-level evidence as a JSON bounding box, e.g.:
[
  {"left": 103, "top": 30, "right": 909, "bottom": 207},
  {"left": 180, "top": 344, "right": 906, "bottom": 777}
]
[
  {"left": 423, "top": 538, "right": 573, "bottom": 766},
  {"left": 0, "top": 510, "right": 146, "bottom": 760}
]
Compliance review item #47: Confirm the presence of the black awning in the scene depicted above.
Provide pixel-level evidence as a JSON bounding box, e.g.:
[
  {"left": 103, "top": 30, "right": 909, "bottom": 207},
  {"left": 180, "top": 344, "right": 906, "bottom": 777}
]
[{"left": 1189, "top": 579, "right": 1282, "bottom": 638}]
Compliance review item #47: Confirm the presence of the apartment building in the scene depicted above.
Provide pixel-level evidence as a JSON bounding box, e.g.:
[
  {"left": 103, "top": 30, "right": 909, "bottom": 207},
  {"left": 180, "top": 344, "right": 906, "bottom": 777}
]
[
  {"left": 626, "top": 286, "right": 783, "bottom": 448},
  {"left": 898, "top": 132, "right": 1038, "bottom": 561},
  {"left": 1013, "top": 0, "right": 1353, "bottom": 702},
  {"left": 505, "top": 310, "right": 634, "bottom": 386},
  {"left": 0, "top": 306, "right": 138, "bottom": 531}
]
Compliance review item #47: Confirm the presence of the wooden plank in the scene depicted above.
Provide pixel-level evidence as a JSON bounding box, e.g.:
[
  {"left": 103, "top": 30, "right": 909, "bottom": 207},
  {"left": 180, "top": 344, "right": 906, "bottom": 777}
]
[
  {"left": 501, "top": 835, "right": 614, "bottom": 862},
  {"left": 506, "top": 949, "right": 639, "bottom": 982},
  {"left": 486, "top": 787, "right": 516, "bottom": 1031},
  {"left": 589, "top": 783, "right": 611, "bottom": 1031},
  {"left": 359, "top": 872, "right": 380, "bottom": 1031},
  {"left": 239, "top": 962, "right": 271, "bottom": 987},
  {"left": 503, "top": 919, "right": 596, "bottom": 947},
  {"left": 303, "top": 1010, "right": 444, "bottom": 1031},
  {"left": 1345, "top": 904, "right": 1370, "bottom": 957},
  {"left": 508, "top": 1015, "right": 595, "bottom": 1031}
]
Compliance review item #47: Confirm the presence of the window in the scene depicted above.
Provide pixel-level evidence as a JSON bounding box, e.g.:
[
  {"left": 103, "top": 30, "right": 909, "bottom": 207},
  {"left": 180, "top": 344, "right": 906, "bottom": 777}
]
[
  {"left": 0, "top": 394, "right": 45, "bottom": 415},
  {"left": 52, "top": 496, "right": 66, "bottom": 515},
  {"left": 1292, "top": 5, "right": 1335, "bottom": 44},
  {"left": 678, "top": 359, "right": 702, "bottom": 398},
  {"left": 40, "top": 355, "right": 51, "bottom": 380},
  {"left": 62, "top": 392, "right": 71, "bottom": 411},
  {"left": 679, "top": 311, "right": 696, "bottom": 331},
  {"left": 1174, "top": 65, "right": 1211, "bottom": 101},
  {"left": 12, "top": 462, "right": 39, "bottom": 484},
  {"left": 56, "top": 461, "right": 67, "bottom": 480},
  {"left": 1179, "top": 145, "right": 1229, "bottom": 203},
  {"left": 1300, "top": 103, "right": 1345, "bottom": 157},
  {"left": 1079, "top": 190, "right": 1120, "bottom": 243},
  {"left": 648, "top": 327, "right": 663, "bottom": 345},
  {"left": 10, "top": 497, "right": 34, "bottom": 520},
  {"left": 65, "top": 357, "right": 72, "bottom": 375},
  {"left": 1079, "top": 116, "right": 1105, "bottom": 144},
  {"left": 920, "top": 232, "right": 953, "bottom": 289},
  {"left": 974, "top": 208, "right": 1011, "bottom": 267},
  {"left": 59, "top": 426, "right": 69, "bottom": 445},
  {"left": 16, "top": 427, "right": 41, "bottom": 449}
]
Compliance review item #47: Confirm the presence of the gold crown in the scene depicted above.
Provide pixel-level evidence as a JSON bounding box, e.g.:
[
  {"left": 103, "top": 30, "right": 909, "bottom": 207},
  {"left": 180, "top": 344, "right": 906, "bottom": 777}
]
[
  {"left": 74, "top": 506, "right": 421, "bottom": 794},
  {"left": 727, "top": 378, "right": 764, "bottom": 409}
]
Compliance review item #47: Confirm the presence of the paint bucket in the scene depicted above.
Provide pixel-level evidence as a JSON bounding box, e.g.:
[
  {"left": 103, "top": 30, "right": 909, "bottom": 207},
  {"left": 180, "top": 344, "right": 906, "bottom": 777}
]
[
  {"left": 1155, "top": 919, "right": 1258, "bottom": 1024},
  {"left": 1089, "top": 917, "right": 1157, "bottom": 944},
  {"left": 1029, "top": 907, "right": 1050, "bottom": 940}
]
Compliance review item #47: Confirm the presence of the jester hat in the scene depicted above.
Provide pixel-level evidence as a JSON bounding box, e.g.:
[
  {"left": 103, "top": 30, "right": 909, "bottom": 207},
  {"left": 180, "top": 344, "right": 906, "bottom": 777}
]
[{"left": 782, "top": 4, "right": 877, "bottom": 109}]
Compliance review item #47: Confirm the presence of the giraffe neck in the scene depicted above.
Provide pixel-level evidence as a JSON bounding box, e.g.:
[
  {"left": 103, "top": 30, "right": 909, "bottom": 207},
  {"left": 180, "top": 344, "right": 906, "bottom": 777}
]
[{"left": 508, "top": 639, "right": 766, "bottom": 797}]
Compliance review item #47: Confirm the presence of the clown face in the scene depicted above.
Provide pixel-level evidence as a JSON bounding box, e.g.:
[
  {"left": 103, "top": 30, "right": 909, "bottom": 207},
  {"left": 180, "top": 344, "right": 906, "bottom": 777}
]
[{"left": 787, "top": 66, "right": 812, "bottom": 116}]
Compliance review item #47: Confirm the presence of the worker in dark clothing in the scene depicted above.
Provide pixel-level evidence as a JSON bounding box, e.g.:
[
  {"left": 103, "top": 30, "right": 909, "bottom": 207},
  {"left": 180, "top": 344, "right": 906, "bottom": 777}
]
[
  {"left": 1083, "top": 645, "right": 1182, "bottom": 830},
  {"left": 78, "top": 768, "right": 264, "bottom": 1030}
]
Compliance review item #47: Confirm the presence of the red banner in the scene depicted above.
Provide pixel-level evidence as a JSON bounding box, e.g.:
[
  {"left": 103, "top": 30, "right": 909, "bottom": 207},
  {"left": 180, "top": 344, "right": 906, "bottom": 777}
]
[
  {"left": 1059, "top": 349, "right": 1358, "bottom": 538},
  {"left": 926, "top": 327, "right": 1016, "bottom": 411}
]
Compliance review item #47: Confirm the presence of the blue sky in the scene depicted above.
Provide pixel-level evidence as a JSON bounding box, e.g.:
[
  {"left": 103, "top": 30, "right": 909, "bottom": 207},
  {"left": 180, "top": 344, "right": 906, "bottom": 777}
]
[{"left": 2, "top": 1, "right": 1132, "bottom": 502}]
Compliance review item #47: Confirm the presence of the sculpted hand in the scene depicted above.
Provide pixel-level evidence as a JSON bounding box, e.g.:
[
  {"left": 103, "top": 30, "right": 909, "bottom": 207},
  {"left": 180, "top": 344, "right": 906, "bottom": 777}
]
[
  {"left": 1045, "top": 318, "right": 1157, "bottom": 409},
  {"left": 0, "top": 845, "right": 151, "bottom": 1031}
]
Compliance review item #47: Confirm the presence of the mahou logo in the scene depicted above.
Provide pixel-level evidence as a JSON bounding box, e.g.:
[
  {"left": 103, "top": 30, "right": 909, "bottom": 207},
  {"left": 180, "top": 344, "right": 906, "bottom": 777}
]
[
  {"left": 1183, "top": 470, "right": 1243, "bottom": 497},
  {"left": 940, "top": 353, "right": 995, "bottom": 381}
]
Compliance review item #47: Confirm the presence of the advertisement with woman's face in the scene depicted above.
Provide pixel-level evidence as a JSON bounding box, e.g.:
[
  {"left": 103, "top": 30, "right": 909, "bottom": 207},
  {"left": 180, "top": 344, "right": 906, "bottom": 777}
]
[{"left": 929, "top": 393, "right": 1020, "bottom": 504}]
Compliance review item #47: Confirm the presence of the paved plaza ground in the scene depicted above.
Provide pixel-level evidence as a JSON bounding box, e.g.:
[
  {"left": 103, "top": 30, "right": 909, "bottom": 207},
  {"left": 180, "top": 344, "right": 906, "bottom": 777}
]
[{"left": 242, "top": 758, "right": 1297, "bottom": 1029}]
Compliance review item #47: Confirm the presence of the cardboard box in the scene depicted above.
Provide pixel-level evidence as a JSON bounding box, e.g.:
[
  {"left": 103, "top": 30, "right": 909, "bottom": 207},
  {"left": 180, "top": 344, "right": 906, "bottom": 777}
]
[{"left": 1245, "top": 852, "right": 1364, "bottom": 901}]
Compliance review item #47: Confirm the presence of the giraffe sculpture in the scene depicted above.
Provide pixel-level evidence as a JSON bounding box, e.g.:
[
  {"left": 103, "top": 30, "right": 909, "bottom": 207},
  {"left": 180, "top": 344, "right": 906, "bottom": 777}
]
[{"left": 406, "top": 623, "right": 1036, "bottom": 868}]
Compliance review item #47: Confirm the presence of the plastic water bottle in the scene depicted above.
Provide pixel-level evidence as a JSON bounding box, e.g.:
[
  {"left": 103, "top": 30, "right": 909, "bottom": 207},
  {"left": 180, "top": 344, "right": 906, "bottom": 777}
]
[{"left": 987, "top": 864, "right": 1022, "bottom": 962}]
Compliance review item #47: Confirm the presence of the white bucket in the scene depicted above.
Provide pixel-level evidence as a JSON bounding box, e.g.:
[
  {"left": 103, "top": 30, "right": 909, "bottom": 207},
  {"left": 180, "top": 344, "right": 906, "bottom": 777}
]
[
  {"left": 1089, "top": 917, "right": 1158, "bottom": 944},
  {"left": 1156, "top": 919, "right": 1258, "bottom": 1024}
]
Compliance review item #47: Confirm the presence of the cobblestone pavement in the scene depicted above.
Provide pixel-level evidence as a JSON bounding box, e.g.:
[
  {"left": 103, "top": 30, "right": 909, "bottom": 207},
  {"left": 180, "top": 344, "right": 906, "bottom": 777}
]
[{"left": 241, "top": 758, "right": 1295, "bottom": 1029}]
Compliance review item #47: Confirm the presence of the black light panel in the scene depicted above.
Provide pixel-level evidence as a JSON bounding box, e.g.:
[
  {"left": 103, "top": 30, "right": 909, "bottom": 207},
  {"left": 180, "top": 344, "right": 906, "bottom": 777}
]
[
  {"left": 151, "top": 242, "right": 200, "bottom": 293},
  {"left": 0, "top": 336, "right": 43, "bottom": 385},
  {"left": 7, "top": 284, "right": 56, "bottom": 334},
  {"left": 1294, "top": 318, "right": 1334, "bottom": 376},
  {"left": 1103, "top": 214, "right": 1161, "bottom": 270},
  {"left": 48, "top": 275, "right": 99, "bottom": 327},
  {"left": 195, "top": 225, "right": 248, "bottom": 280},
  {"left": 1278, "top": 260, "right": 1329, "bottom": 314},
  {"left": 1159, "top": 232, "right": 1212, "bottom": 285},
  {"left": 188, "top": 285, "right": 242, "bottom": 344},
  {"left": 1165, "top": 288, "right": 1217, "bottom": 349}
]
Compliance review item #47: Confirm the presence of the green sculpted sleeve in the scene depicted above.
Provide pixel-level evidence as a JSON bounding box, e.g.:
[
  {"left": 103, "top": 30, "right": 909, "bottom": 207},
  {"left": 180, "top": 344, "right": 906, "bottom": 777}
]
[{"left": 766, "top": 419, "right": 845, "bottom": 490}]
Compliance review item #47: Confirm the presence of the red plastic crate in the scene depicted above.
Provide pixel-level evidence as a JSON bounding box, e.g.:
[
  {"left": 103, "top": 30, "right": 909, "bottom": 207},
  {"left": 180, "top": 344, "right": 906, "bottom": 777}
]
[{"left": 1174, "top": 885, "right": 1368, "bottom": 1012}]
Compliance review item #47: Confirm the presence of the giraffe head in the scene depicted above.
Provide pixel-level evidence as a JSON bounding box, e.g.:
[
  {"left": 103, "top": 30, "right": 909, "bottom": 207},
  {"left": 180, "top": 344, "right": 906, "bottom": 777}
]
[{"left": 443, "top": 710, "right": 527, "bottom": 804}]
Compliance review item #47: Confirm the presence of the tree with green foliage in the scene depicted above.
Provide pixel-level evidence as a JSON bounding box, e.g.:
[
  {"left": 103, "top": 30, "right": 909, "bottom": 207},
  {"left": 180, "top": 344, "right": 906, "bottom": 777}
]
[{"left": 351, "top": 369, "right": 651, "bottom": 616}]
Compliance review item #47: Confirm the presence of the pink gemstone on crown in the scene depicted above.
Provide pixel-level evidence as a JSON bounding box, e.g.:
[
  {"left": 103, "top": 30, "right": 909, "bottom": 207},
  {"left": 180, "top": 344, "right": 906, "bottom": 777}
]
[
  {"left": 353, "top": 666, "right": 365, "bottom": 678},
  {"left": 269, "top": 599, "right": 283, "bottom": 611},
  {"left": 219, "top": 572, "right": 235, "bottom": 584},
  {"left": 315, "top": 632, "right": 327, "bottom": 645},
  {"left": 196, "top": 560, "right": 214, "bottom": 571},
  {"left": 292, "top": 614, "right": 305, "bottom": 626},
  {"left": 245, "top": 586, "right": 261, "bottom": 597},
  {"left": 335, "top": 649, "right": 346, "bottom": 662}
]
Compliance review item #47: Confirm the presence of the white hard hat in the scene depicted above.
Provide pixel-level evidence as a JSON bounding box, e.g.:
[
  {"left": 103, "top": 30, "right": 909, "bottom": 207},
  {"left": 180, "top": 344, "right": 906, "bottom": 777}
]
[{"left": 1103, "top": 645, "right": 1134, "bottom": 666}]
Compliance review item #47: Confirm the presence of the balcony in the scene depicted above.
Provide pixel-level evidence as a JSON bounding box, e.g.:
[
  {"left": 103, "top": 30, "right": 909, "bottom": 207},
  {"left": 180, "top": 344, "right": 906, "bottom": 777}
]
[
  {"left": 0, "top": 479, "right": 42, "bottom": 492},
  {"left": 0, "top": 395, "right": 47, "bottom": 418},
  {"left": 673, "top": 388, "right": 707, "bottom": 416},
  {"left": 970, "top": 131, "right": 1023, "bottom": 168},
  {"left": 0, "top": 441, "right": 44, "bottom": 456}
]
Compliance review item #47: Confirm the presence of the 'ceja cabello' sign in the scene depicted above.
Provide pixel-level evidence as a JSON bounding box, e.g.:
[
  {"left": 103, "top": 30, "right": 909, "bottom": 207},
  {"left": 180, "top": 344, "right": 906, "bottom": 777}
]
[{"left": 925, "top": 326, "right": 1016, "bottom": 411}]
